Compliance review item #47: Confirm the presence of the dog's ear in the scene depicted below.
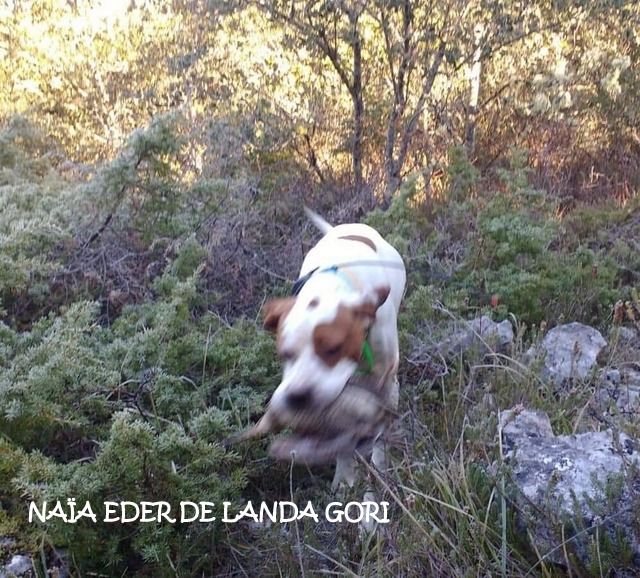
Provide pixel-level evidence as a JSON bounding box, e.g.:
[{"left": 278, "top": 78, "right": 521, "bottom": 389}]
[
  {"left": 353, "top": 285, "right": 390, "bottom": 323},
  {"left": 374, "top": 285, "right": 390, "bottom": 308},
  {"left": 262, "top": 297, "right": 296, "bottom": 332}
]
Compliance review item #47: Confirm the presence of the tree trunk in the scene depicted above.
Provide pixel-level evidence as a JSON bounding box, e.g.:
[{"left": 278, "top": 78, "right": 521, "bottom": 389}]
[
  {"left": 464, "top": 23, "right": 484, "bottom": 157},
  {"left": 382, "top": 0, "right": 412, "bottom": 201},
  {"left": 351, "top": 14, "right": 364, "bottom": 196}
]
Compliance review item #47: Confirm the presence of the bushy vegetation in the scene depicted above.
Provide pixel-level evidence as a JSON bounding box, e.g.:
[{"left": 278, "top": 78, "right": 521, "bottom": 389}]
[
  {"left": 447, "top": 150, "right": 623, "bottom": 326},
  {"left": 0, "top": 251, "right": 278, "bottom": 574},
  {"left": 1, "top": 0, "right": 639, "bottom": 575}
]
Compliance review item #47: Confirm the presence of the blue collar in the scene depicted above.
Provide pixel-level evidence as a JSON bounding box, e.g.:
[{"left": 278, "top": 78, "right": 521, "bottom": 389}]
[
  {"left": 291, "top": 265, "right": 350, "bottom": 295},
  {"left": 291, "top": 267, "right": 319, "bottom": 296}
]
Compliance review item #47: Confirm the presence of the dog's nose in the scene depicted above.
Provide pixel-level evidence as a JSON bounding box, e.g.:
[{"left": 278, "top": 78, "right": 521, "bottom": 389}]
[{"left": 286, "top": 388, "right": 313, "bottom": 410}]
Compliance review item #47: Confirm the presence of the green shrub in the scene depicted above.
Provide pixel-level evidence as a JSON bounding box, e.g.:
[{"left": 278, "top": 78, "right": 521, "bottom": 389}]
[
  {"left": 0, "top": 120, "right": 77, "bottom": 314},
  {"left": 447, "top": 151, "right": 620, "bottom": 325},
  {"left": 0, "top": 244, "right": 280, "bottom": 574},
  {"left": 83, "top": 113, "right": 225, "bottom": 243}
]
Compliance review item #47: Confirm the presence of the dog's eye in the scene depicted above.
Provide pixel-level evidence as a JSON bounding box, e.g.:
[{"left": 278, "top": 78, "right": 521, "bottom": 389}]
[
  {"left": 324, "top": 344, "right": 341, "bottom": 357},
  {"left": 280, "top": 350, "right": 296, "bottom": 362}
]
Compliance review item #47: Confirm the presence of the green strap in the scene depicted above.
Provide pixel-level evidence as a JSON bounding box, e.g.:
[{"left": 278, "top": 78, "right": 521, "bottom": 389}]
[{"left": 358, "top": 340, "right": 375, "bottom": 374}]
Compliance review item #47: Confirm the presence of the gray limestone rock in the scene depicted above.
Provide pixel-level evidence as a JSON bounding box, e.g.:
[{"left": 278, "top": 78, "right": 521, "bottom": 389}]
[
  {"left": 611, "top": 326, "right": 638, "bottom": 345},
  {"left": 500, "top": 408, "right": 640, "bottom": 570},
  {"left": 527, "top": 323, "right": 607, "bottom": 384},
  {"left": 438, "top": 315, "right": 514, "bottom": 356},
  {"left": 596, "top": 368, "right": 640, "bottom": 417},
  {"left": 0, "top": 555, "right": 33, "bottom": 578}
]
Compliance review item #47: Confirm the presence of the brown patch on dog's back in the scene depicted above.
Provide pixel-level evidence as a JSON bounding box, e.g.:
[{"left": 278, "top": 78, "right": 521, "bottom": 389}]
[
  {"left": 313, "top": 306, "right": 365, "bottom": 367},
  {"left": 338, "top": 234, "right": 377, "bottom": 252}
]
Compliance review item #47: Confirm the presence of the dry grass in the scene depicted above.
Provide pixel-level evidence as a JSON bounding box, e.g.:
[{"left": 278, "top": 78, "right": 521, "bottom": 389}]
[{"left": 223, "top": 306, "right": 640, "bottom": 577}]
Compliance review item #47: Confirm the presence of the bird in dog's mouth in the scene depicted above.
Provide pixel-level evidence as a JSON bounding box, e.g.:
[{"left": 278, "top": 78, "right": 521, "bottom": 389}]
[{"left": 228, "top": 372, "right": 394, "bottom": 464}]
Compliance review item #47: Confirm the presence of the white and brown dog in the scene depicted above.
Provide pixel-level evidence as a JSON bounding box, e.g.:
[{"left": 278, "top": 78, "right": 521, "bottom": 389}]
[{"left": 262, "top": 207, "right": 406, "bottom": 486}]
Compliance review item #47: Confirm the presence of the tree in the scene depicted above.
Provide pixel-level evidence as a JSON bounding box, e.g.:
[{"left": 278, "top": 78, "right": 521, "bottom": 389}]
[
  {"left": 257, "top": 0, "right": 367, "bottom": 195},
  {"left": 373, "top": 0, "right": 451, "bottom": 199}
]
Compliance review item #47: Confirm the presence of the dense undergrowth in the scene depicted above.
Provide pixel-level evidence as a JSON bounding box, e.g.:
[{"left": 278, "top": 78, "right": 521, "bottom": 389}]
[
  {"left": 1, "top": 114, "right": 639, "bottom": 576},
  {"left": 2, "top": 0, "right": 640, "bottom": 574}
]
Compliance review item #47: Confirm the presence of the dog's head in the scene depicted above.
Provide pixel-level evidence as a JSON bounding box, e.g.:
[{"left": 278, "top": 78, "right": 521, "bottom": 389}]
[{"left": 262, "top": 283, "right": 389, "bottom": 415}]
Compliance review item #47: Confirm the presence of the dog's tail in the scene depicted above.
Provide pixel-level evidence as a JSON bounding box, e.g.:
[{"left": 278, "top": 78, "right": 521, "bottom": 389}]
[{"left": 304, "top": 205, "right": 333, "bottom": 235}]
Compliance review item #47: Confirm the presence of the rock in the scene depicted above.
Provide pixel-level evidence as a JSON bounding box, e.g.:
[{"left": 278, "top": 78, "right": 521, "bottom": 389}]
[
  {"left": 600, "top": 368, "right": 622, "bottom": 385},
  {"left": 528, "top": 322, "right": 607, "bottom": 384},
  {"left": 500, "top": 408, "right": 640, "bottom": 569},
  {"left": 596, "top": 368, "right": 640, "bottom": 416},
  {"left": 0, "top": 554, "right": 33, "bottom": 577},
  {"left": 438, "top": 315, "right": 514, "bottom": 357},
  {"left": 0, "top": 538, "right": 16, "bottom": 551},
  {"left": 611, "top": 326, "right": 638, "bottom": 344},
  {"left": 625, "top": 368, "right": 640, "bottom": 387}
]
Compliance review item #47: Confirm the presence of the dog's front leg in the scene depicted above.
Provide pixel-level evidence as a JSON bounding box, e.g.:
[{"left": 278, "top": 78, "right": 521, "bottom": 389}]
[
  {"left": 371, "top": 353, "right": 399, "bottom": 474},
  {"left": 332, "top": 455, "right": 357, "bottom": 490}
]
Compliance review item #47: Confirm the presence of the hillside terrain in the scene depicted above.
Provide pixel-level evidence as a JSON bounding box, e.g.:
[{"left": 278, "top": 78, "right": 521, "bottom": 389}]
[{"left": 1, "top": 1, "right": 639, "bottom": 576}]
